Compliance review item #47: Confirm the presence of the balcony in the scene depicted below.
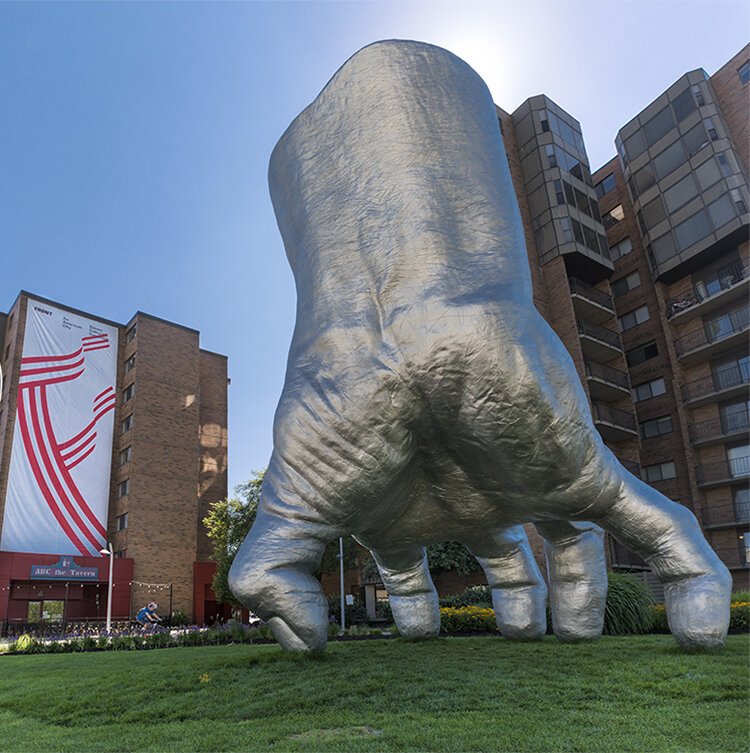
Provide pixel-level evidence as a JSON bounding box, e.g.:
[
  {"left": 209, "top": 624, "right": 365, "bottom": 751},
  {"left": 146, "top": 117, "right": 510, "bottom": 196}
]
[
  {"left": 585, "top": 359, "right": 631, "bottom": 401},
  {"left": 701, "top": 502, "right": 750, "bottom": 529},
  {"left": 689, "top": 411, "right": 750, "bottom": 446},
  {"left": 592, "top": 402, "right": 638, "bottom": 442},
  {"left": 674, "top": 306, "right": 750, "bottom": 364},
  {"left": 577, "top": 319, "right": 623, "bottom": 361},
  {"left": 569, "top": 278, "right": 614, "bottom": 324},
  {"left": 696, "top": 455, "right": 750, "bottom": 487},
  {"left": 666, "top": 262, "right": 750, "bottom": 323},
  {"left": 712, "top": 547, "right": 748, "bottom": 569},
  {"left": 682, "top": 365, "right": 750, "bottom": 407}
]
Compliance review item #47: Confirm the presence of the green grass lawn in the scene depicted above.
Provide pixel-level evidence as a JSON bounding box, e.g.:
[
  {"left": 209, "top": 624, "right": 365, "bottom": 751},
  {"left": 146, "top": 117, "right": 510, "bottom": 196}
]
[{"left": 0, "top": 635, "right": 747, "bottom": 753}]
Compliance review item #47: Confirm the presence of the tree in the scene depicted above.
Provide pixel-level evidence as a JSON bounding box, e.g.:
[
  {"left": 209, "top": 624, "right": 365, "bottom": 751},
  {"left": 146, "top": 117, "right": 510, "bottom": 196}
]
[{"left": 203, "top": 469, "right": 264, "bottom": 605}]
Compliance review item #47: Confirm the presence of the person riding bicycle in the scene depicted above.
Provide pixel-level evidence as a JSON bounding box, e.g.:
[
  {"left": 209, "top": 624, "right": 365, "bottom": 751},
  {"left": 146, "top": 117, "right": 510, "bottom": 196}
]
[{"left": 135, "top": 602, "right": 162, "bottom": 627}]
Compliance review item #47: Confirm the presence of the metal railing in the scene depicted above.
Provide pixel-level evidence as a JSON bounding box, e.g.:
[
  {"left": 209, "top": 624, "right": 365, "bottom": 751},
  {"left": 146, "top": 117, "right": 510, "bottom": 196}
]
[
  {"left": 585, "top": 359, "right": 629, "bottom": 389},
  {"left": 682, "top": 364, "right": 749, "bottom": 402},
  {"left": 701, "top": 502, "right": 750, "bottom": 527},
  {"left": 592, "top": 402, "right": 637, "bottom": 431},
  {"left": 696, "top": 455, "right": 750, "bottom": 484},
  {"left": 712, "top": 547, "right": 748, "bottom": 568},
  {"left": 674, "top": 306, "right": 750, "bottom": 357},
  {"left": 689, "top": 411, "right": 750, "bottom": 443},
  {"left": 569, "top": 277, "right": 614, "bottom": 311},
  {"left": 577, "top": 319, "right": 621, "bottom": 349},
  {"left": 666, "top": 262, "right": 749, "bottom": 318}
]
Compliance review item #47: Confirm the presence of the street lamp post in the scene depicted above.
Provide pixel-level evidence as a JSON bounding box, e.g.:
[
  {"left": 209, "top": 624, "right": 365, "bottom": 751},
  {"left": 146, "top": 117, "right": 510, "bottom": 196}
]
[
  {"left": 99, "top": 542, "right": 114, "bottom": 633},
  {"left": 339, "top": 537, "right": 346, "bottom": 632}
]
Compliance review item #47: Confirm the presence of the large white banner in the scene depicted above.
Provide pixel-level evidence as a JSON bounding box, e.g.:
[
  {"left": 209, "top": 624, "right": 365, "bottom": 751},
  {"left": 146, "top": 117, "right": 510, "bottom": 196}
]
[{"left": 1, "top": 300, "right": 118, "bottom": 556}]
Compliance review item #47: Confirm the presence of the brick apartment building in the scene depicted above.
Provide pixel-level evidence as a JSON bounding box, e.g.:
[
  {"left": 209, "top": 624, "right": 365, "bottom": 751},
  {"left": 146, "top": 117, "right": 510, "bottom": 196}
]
[
  {"left": 483, "top": 44, "right": 749, "bottom": 596},
  {"left": 0, "top": 292, "right": 228, "bottom": 629}
]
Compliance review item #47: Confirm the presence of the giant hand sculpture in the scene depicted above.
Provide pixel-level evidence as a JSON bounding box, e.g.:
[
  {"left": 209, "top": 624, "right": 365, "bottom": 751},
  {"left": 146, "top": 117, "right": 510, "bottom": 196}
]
[{"left": 229, "top": 40, "right": 731, "bottom": 651}]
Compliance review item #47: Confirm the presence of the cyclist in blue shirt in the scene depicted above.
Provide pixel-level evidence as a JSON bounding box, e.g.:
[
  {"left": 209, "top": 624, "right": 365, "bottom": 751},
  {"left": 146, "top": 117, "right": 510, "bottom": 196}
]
[{"left": 135, "top": 602, "right": 161, "bottom": 627}]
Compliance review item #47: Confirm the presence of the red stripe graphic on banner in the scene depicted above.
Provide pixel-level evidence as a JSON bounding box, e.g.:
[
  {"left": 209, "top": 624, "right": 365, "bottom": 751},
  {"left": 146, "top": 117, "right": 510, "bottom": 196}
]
[
  {"left": 22, "top": 347, "right": 83, "bottom": 365},
  {"left": 82, "top": 343, "right": 110, "bottom": 353},
  {"left": 61, "top": 431, "right": 96, "bottom": 461},
  {"left": 39, "top": 388, "right": 108, "bottom": 541},
  {"left": 20, "top": 356, "right": 85, "bottom": 378},
  {"left": 94, "top": 386, "right": 113, "bottom": 402},
  {"left": 16, "top": 389, "right": 90, "bottom": 556},
  {"left": 93, "top": 393, "right": 116, "bottom": 414},
  {"left": 58, "top": 400, "right": 116, "bottom": 451},
  {"left": 28, "top": 387, "right": 102, "bottom": 553},
  {"left": 19, "top": 369, "right": 85, "bottom": 388},
  {"left": 66, "top": 444, "right": 96, "bottom": 470},
  {"left": 82, "top": 335, "right": 108, "bottom": 342}
]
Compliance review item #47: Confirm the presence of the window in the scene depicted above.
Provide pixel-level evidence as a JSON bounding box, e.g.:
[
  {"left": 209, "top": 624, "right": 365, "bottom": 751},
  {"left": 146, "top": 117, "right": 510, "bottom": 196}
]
[
  {"left": 626, "top": 340, "right": 659, "bottom": 366},
  {"left": 639, "top": 414, "right": 673, "bottom": 439},
  {"left": 610, "top": 237, "right": 632, "bottom": 261},
  {"left": 734, "top": 487, "right": 750, "bottom": 521},
  {"left": 644, "top": 107, "right": 675, "bottom": 147},
  {"left": 739, "top": 60, "right": 750, "bottom": 85},
  {"left": 118, "top": 479, "right": 130, "bottom": 498},
  {"left": 558, "top": 217, "right": 573, "bottom": 244},
  {"left": 115, "top": 549, "right": 127, "bottom": 559},
  {"left": 650, "top": 232, "right": 677, "bottom": 264},
  {"left": 730, "top": 189, "right": 747, "bottom": 214},
  {"left": 671, "top": 87, "right": 696, "bottom": 123},
  {"left": 653, "top": 139, "right": 687, "bottom": 181},
  {"left": 704, "top": 117, "right": 719, "bottom": 141},
  {"left": 640, "top": 196, "right": 667, "bottom": 231},
  {"left": 641, "top": 461, "right": 676, "bottom": 483},
  {"left": 611, "top": 271, "right": 641, "bottom": 297},
  {"left": 720, "top": 399, "right": 750, "bottom": 434},
  {"left": 695, "top": 157, "right": 721, "bottom": 191},
  {"left": 632, "top": 376, "right": 666, "bottom": 402},
  {"left": 595, "top": 173, "right": 616, "bottom": 198},
  {"left": 618, "top": 304, "right": 650, "bottom": 332},
  {"left": 713, "top": 354, "right": 750, "bottom": 391},
  {"left": 123, "top": 383, "right": 135, "bottom": 403},
  {"left": 119, "top": 446, "right": 132, "bottom": 466},
  {"left": 121, "top": 415, "right": 133, "bottom": 434},
  {"left": 603, "top": 204, "right": 625, "bottom": 229},
  {"left": 545, "top": 144, "right": 557, "bottom": 168},
  {"left": 124, "top": 354, "right": 136, "bottom": 373},
  {"left": 623, "top": 130, "right": 647, "bottom": 162},
  {"left": 674, "top": 209, "right": 712, "bottom": 252},
  {"left": 683, "top": 122, "right": 709, "bottom": 157},
  {"left": 708, "top": 195, "right": 736, "bottom": 230},
  {"left": 727, "top": 444, "right": 750, "bottom": 478},
  {"left": 116, "top": 512, "right": 128, "bottom": 531},
  {"left": 126, "top": 324, "right": 137, "bottom": 343},
  {"left": 664, "top": 174, "right": 699, "bottom": 213},
  {"left": 631, "top": 166, "right": 656, "bottom": 197},
  {"left": 717, "top": 153, "right": 733, "bottom": 178},
  {"left": 691, "top": 84, "right": 706, "bottom": 106}
]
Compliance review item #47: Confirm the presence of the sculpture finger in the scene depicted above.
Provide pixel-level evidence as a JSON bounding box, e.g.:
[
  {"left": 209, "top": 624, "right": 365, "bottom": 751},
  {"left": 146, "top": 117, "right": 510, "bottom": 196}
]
[
  {"left": 465, "top": 525, "right": 547, "bottom": 639},
  {"left": 534, "top": 520, "right": 607, "bottom": 642},
  {"left": 369, "top": 544, "right": 440, "bottom": 638},
  {"left": 228, "top": 503, "right": 332, "bottom": 652},
  {"left": 595, "top": 471, "right": 731, "bottom": 649}
]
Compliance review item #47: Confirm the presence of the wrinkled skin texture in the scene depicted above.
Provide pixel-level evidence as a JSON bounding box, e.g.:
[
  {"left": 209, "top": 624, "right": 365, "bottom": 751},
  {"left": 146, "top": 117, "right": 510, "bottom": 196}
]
[{"left": 229, "top": 40, "right": 731, "bottom": 651}]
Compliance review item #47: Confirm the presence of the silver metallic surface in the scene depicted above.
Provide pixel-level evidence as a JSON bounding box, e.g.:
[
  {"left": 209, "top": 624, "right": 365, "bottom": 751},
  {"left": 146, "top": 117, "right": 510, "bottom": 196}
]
[{"left": 229, "top": 40, "right": 731, "bottom": 651}]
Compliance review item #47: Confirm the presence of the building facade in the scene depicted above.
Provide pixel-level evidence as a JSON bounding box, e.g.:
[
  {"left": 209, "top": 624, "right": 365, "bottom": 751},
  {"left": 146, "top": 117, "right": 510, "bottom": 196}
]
[{"left": 0, "top": 292, "right": 228, "bottom": 629}]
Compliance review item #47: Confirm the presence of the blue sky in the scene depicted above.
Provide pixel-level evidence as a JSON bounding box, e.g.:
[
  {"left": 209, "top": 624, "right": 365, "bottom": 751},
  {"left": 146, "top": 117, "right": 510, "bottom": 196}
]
[{"left": 1, "top": 1, "right": 747, "bottom": 492}]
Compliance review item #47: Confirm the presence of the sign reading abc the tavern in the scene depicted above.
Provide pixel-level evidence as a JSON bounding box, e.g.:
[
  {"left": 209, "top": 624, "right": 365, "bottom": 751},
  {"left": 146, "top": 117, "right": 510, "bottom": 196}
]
[{"left": 30, "top": 556, "right": 99, "bottom": 581}]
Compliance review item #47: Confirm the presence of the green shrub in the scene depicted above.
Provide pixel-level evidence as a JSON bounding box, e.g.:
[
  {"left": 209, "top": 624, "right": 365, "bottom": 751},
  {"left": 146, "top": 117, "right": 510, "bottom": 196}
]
[
  {"left": 168, "top": 609, "right": 191, "bottom": 627},
  {"left": 730, "top": 600, "right": 749, "bottom": 631},
  {"left": 327, "top": 594, "right": 368, "bottom": 624},
  {"left": 604, "top": 572, "right": 654, "bottom": 635},
  {"left": 441, "top": 585, "right": 492, "bottom": 608},
  {"left": 440, "top": 606, "right": 497, "bottom": 634}
]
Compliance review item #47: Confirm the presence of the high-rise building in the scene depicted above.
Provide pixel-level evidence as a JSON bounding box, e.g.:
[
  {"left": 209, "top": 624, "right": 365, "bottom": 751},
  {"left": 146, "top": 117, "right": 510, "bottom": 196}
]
[
  {"left": 592, "top": 44, "right": 749, "bottom": 591},
  {"left": 0, "top": 292, "right": 228, "bottom": 629}
]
